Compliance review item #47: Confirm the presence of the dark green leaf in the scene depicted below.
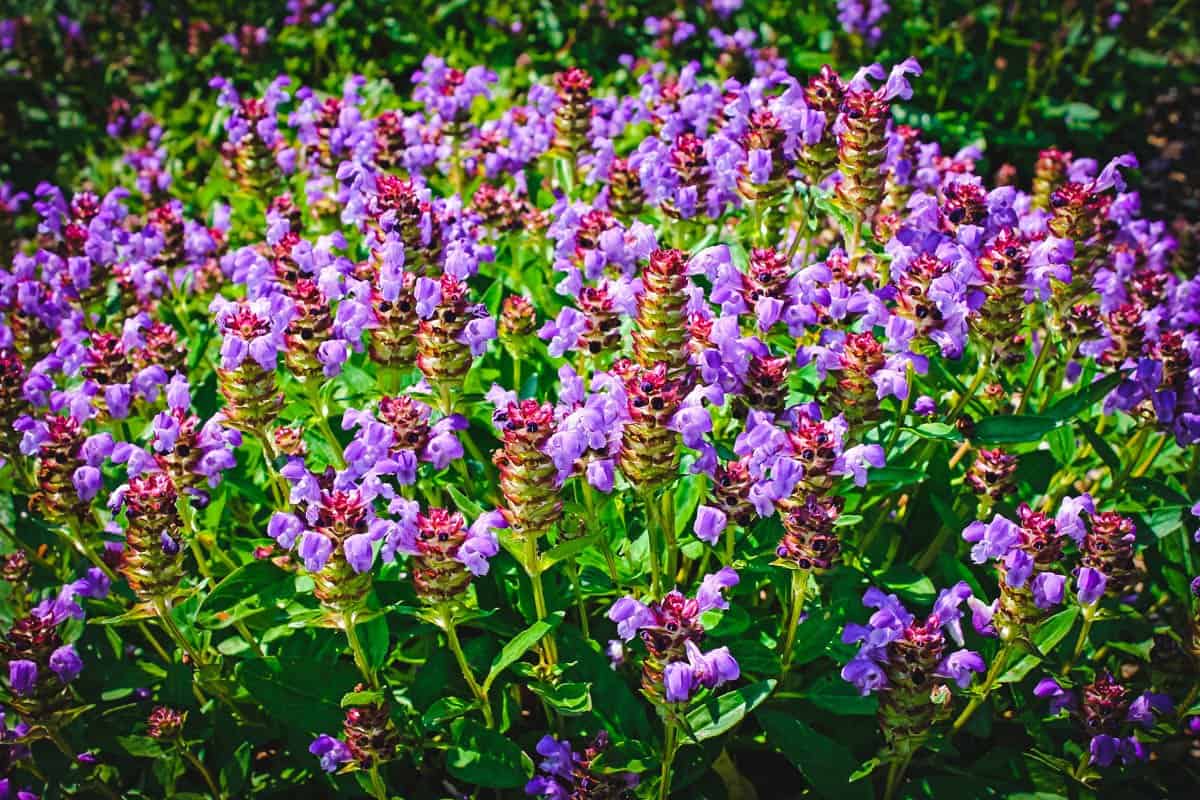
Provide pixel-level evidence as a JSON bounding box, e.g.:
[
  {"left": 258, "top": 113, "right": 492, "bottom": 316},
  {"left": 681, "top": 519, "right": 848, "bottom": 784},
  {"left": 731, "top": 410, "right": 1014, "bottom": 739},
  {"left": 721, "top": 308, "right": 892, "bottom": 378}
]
[
  {"left": 483, "top": 611, "right": 564, "bottom": 692},
  {"left": 530, "top": 681, "right": 592, "bottom": 715},
  {"left": 685, "top": 679, "right": 775, "bottom": 741},
  {"left": 973, "top": 415, "right": 1058, "bottom": 444},
  {"left": 446, "top": 719, "right": 534, "bottom": 788},
  {"left": 757, "top": 710, "right": 872, "bottom": 800},
  {"left": 1043, "top": 371, "right": 1126, "bottom": 421}
]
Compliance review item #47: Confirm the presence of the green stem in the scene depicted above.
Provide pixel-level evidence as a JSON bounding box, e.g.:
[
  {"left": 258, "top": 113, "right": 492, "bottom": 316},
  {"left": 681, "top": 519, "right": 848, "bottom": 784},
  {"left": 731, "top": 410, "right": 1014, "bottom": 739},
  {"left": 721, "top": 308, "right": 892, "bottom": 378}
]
[
  {"left": 1061, "top": 607, "right": 1096, "bottom": 675},
  {"left": 1015, "top": 335, "right": 1052, "bottom": 414},
  {"left": 658, "top": 718, "right": 679, "bottom": 800},
  {"left": 440, "top": 604, "right": 494, "bottom": 729},
  {"left": 180, "top": 743, "right": 223, "bottom": 799},
  {"left": 886, "top": 361, "right": 916, "bottom": 452},
  {"left": 723, "top": 521, "right": 736, "bottom": 566},
  {"left": 153, "top": 596, "right": 204, "bottom": 667},
  {"left": 883, "top": 753, "right": 913, "bottom": 800},
  {"left": 305, "top": 381, "right": 345, "bottom": 469},
  {"left": 661, "top": 489, "right": 678, "bottom": 586},
  {"left": 367, "top": 764, "right": 389, "bottom": 800},
  {"left": 582, "top": 481, "right": 620, "bottom": 587},
  {"left": 524, "top": 533, "right": 558, "bottom": 667},
  {"left": 952, "top": 645, "right": 1012, "bottom": 733},
  {"left": 779, "top": 569, "right": 810, "bottom": 678},
  {"left": 343, "top": 610, "right": 379, "bottom": 689},
  {"left": 643, "top": 493, "right": 664, "bottom": 598},
  {"left": 566, "top": 558, "right": 590, "bottom": 640},
  {"left": 913, "top": 524, "right": 954, "bottom": 573}
]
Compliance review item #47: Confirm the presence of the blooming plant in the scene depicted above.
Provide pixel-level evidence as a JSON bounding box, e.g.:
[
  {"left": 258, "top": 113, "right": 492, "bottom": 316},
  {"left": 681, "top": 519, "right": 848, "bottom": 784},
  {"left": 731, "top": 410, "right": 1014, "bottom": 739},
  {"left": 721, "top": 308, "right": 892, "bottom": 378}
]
[{"left": 1, "top": 4, "right": 1199, "bottom": 800}]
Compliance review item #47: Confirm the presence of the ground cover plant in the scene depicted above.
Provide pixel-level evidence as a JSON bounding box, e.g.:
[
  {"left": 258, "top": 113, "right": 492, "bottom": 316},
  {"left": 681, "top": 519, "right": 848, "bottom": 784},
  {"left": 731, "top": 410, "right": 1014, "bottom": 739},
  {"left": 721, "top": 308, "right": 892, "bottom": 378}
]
[{"left": 1, "top": 2, "right": 1199, "bottom": 799}]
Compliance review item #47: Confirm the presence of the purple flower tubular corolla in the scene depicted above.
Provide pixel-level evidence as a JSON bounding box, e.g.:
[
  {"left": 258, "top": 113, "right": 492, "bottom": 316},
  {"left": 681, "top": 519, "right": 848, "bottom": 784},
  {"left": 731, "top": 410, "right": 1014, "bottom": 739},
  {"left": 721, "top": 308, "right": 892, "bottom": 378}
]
[
  {"left": 841, "top": 583, "right": 984, "bottom": 748},
  {"left": 525, "top": 732, "right": 639, "bottom": 798},
  {"left": 607, "top": 568, "right": 740, "bottom": 703},
  {"left": 1035, "top": 673, "right": 1172, "bottom": 767}
]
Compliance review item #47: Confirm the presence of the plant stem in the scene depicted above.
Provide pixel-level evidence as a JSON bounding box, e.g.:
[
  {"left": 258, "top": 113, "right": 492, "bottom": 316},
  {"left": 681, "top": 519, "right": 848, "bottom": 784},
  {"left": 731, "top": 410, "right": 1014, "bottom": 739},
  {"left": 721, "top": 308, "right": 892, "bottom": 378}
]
[
  {"left": 524, "top": 533, "right": 558, "bottom": 667},
  {"left": 886, "top": 362, "right": 916, "bottom": 452},
  {"left": 566, "top": 557, "right": 590, "bottom": 639},
  {"left": 582, "top": 481, "right": 620, "bottom": 587},
  {"left": 658, "top": 718, "right": 679, "bottom": 800},
  {"left": 342, "top": 610, "right": 379, "bottom": 689},
  {"left": 883, "top": 753, "right": 913, "bottom": 800},
  {"left": 779, "top": 569, "right": 810, "bottom": 677},
  {"left": 1015, "top": 334, "right": 1052, "bottom": 414},
  {"left": 724, "top": 521, "right": 736, "bottom": 565},
  {"left": 1061, "top": 606, "right": 1096, "bottom": 676},
  {"left": 180, "top": 743, "right": 223, "bottom": 799},
  {"left": 367, "top": 764, "right": 389, "bottom": 800},
  {"left": 643, "top": 492, "right": 664, "bottom": 598},
  {"left": 952, "top": 645, "right": 1012, "bottom": 733},
  {"left": 153, "top": 596, "right": 204, "bottom": 667},
  {"left": 305, "top": 381, "right": 345, "bottom": 469},
  {"left": 440, "top": 604, "right": 494, "bottom": 729},
  {"left": 661, "top": 489, "right": 678, "bottom": 586}
]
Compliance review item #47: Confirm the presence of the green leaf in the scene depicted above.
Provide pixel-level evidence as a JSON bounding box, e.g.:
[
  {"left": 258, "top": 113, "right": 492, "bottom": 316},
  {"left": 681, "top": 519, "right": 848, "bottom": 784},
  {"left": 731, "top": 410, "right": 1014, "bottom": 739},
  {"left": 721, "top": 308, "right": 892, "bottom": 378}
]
[
  {"left": 877, "top": 565, "right": 935, "bottom": 605},
  {"left": 117, "top": 734, "right": 165, "bottom": 758},
  {"left": 447, "top": 485, "right": 485, "bottom": 518},
  {"left": 973, "top": 415, "right": 1058, "bottom": 444},
  {"left": 1043, "top": 371, "right": 1126, "bottom": 421},
  {"left": 446, "top": 718, "right": 534, "bottom": 788},
  {"left": 195, "top": 560, "right": 291, "bottom": 628},
  {"left": 341, "top": 689, "right": 385, "bottom": 708},
  {"left": 1079, "top": 420, "right": 1120, "bottom": 472},
  {"left": 757, "top": 710, "right": 872, "bottom": 800},
  {"left": 800, "top": 674, "right": 878, "bottom": 716},
  {"left": 589, "top": 740, "right": 655, "bottom": 775},
  {"left": 685, "top": 679, "right": 775, "bottom": 741},
  {"left": 866, "top": 466, "right": 923, "bottom": 487},
  {"left": 909, "top": 422, "right": 963, "bottom": 441},
  {"left": 530, "top": 681, "right": 592, "bottom": 715},
  {"left": 238, "top": 655, "right": 358, "bottom": 732},
  {"left": 421, "top": 696, "right": 474, "bottom": 730},
  {"left": 541, "top": 533, "right": 600, "bottom": 568},
  {"left": 483, "top": 611, "right": 564, "bottom": 692},
  {"left": 999, "top": 606, "right": 1080, "bottom": 684}
]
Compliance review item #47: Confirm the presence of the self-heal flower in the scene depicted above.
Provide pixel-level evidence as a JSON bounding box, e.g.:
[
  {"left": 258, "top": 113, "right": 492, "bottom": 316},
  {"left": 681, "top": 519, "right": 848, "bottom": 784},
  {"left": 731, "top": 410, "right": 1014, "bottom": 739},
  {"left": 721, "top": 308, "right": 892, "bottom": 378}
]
[
  {"left": 8, "top": 660, "right": 37, "bottom": 696},
  {"left": 693, "top": 505, "right": 727, "bottom": 545},
  {"left": 309, "top": 733, "right": 352, "bottom": 772},
  {"left": 48, "top": 644, "right": 83, "bottom": 683},
  {"left": 1076, "top": 567, "right": 1107, "bottom": 606}
]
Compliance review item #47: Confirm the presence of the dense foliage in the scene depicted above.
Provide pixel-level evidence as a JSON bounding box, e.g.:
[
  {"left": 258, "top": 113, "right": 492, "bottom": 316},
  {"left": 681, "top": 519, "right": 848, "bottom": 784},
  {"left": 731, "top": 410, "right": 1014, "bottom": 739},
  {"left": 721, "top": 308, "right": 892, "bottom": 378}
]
[{"left": 1, "top": 2, "right": 1199, "bottom": 799}]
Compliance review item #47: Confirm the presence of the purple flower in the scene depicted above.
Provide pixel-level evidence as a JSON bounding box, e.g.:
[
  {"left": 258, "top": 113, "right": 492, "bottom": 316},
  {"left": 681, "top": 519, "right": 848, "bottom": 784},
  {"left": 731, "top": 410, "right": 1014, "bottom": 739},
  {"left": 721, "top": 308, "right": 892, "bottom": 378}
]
[
  {"left": 693, "top": 505, "right": 727, "bottom": 546},
  {"left": 268, "top": 511, "right": 305, "bottom": 549},
  {"left": 1034, "top": 677, "right": 1075, "bottom": 714},
  {"left": 1032, "top": 572, "right": 1066, "bottom": 609},
  {"left": 72, "top": 465, "right": 102, "bottom": 502},
  {"left": 1126, "top": 692, "right": 1172, "bottom": 728},
  {"left": 309, "top": 734, "right": 352, "bottom": 772},
  {"left": 913, "top": 395, "right": 936, "bottom": 416},
  {"left": 841, "top": 656, "right": 887, "bottom": 695},
  {"left": 458, "top": 511, "right": 504, "bottom": 576},
  {"left": 962, "top": 515, "right": 1020, "bottom": 563},
  {"left": 696, "top": 567, "right": 739, "bottom": 612},
  {"left": 663, "top": 660, "right": 696, "bottom": 703},
  {"left": 1076, "top": 567, "right": 1107, "bottom": 606},
  {"left": 534, "top": 735, "right": 574, "bottom": 778},
  {"left": 49, "top": 644, "right": 83, "bottom": 683},
  {"left": 342, "top": 533, "right": 376, "bottom": 574},
  {"left": 934, "top": 649, "right": 985, "bottom": 688},
  {"left": 8, "top": 661, "right": 37, "bottom": 696},
  {"left": 608, "top": 596, "right": 653, "bottom": 641},
  {"left": 1055, "top": 494, "right": 1094, "bottom": 544},
  {"left": 685, "top": 640, "right": 740, "bottom": 689},
  {"left": 298, "top": 531, "right": 334, "bottom": 572}
]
